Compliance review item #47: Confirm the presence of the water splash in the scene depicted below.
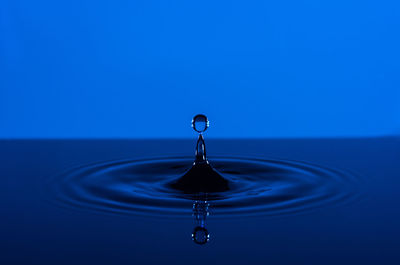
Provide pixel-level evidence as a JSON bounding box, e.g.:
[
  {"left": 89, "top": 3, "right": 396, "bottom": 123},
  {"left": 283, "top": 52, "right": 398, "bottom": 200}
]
[
  {"left": 195, "top": 135, "right": 207, "bottom": 164},
  {"left": 169, "top": 114, "right": 230, "bottom": 193},
  {"left": 45, "top": 114, "right": 361, "bottom": 245},
  {"left": 192, "top": 114, "right": 209, "bottom": 164},
  {"left": 46, "top": 157, "right": 359, "bottom": 217}
]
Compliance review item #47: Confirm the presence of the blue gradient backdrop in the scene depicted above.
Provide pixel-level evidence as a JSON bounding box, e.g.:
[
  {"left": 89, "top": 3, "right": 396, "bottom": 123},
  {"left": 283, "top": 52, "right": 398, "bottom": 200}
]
[{"left": 1, "top": 0, "right": 399, "bottom": 138}]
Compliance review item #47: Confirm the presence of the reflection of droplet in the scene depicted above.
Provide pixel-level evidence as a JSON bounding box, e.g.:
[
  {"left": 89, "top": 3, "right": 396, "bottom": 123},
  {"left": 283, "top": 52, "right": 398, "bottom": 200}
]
[
  {"left": 192, "top": 200, "right": 210, "bottom": 245},
  {"left": 192, "top": 114, "right": 209, "bottom": 133},
  {"left": 192, "top": 226, "right": 210, "bottom": 245}
]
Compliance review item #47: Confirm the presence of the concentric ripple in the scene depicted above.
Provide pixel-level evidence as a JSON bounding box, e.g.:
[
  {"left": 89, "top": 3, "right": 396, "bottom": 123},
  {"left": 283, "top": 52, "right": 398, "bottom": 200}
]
[{"left": 46, "top": 157, "right": 359, "bottom": 217}]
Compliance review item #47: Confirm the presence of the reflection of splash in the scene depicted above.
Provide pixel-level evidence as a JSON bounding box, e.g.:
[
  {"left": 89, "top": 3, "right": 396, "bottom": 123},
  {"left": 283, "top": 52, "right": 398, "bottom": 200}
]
[{"left": 192, "top": 199, "right": 210, "bottom": 245}]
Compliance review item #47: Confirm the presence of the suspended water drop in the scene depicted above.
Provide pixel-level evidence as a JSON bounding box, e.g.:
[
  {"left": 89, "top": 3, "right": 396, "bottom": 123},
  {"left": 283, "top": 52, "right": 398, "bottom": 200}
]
[{"left": 192, "top": 114, "right": 209, "bottom": 133}]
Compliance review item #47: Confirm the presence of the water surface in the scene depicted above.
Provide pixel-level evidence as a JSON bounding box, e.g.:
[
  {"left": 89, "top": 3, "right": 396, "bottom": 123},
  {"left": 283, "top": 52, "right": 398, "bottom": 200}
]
[{"left": 1, "top": 138, "right": 399, "bottom": 264}]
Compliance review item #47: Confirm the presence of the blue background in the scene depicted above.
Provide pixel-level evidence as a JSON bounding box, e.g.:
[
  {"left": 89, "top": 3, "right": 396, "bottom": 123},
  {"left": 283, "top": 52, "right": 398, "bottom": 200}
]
[{"left": 1, "top": 0, "right": 399, "bottom": 138}]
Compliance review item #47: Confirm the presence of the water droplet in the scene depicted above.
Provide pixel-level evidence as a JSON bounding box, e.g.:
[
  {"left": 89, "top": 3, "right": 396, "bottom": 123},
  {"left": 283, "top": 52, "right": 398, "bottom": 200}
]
[{"left": 192, "top": 114, "right": 209, "bottom": 133}]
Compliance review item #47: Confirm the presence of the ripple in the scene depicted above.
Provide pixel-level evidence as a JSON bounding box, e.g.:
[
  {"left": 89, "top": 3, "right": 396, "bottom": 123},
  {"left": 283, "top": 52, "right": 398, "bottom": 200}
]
[{"left": 46, "top": 156, "right": 360, "bottom": 217}]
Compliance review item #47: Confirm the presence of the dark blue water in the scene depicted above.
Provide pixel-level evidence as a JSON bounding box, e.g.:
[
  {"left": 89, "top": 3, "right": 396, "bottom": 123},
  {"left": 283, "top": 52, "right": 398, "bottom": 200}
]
[
  {"left": 1, "top": 138, "right": 399, "bottom": 264},
  {"left": 46, "top": 157, "right": 358, "bottom": 217}
]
